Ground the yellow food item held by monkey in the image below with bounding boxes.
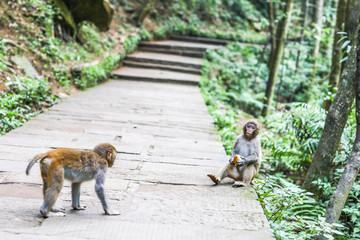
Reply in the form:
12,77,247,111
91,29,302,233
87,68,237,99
232,155,240,165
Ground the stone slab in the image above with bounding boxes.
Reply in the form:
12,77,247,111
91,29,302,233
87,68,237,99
124,60,202,74
127,51,203,67
112,67,200,85
140,40,221,51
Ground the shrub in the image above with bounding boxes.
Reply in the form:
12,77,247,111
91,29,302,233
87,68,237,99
0,77,57,135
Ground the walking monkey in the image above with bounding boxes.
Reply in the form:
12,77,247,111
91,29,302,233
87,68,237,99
208,120,261,187
26,143,119,217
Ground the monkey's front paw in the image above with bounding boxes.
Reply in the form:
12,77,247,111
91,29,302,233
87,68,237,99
104,210,120,216
72,205,86,210
207,174,220,185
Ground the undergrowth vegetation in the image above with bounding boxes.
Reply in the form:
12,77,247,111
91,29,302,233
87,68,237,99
254,176,344,240
74,54,122,89
0,77,57,135
153,0,268,43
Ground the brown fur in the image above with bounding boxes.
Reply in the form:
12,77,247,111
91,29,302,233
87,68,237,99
26,143,118,217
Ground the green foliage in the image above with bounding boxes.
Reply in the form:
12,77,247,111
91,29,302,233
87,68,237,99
34,37,65,62
262,103,326,172
342,181,360,240
123,34,142,53
207,105,239,154
138,28,152,40
77,22,102,54
0,77,57,135
202,43,266,116
76,22,115,55
123,29,153,53
21,0,58,38
74,54,121,89
9,0,66,64
200,59,238,154
262,103,359,239
72,28,147,90
147,0,268,43
254,176,345,240
53,66,71,87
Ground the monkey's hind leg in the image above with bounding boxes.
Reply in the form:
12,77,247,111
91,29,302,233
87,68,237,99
207,174,220,184
40,166,48,199
72,182,86,210
40,165,64,218
207,163,232,185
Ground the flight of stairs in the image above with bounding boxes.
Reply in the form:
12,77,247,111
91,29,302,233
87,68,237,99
111,35,227,85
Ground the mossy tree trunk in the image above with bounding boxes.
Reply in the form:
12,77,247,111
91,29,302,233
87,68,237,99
322,0,348,110
261,0,294,117
302,0,360,196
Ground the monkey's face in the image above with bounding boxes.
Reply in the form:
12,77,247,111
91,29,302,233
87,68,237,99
245,123,256,137
243,121,259,140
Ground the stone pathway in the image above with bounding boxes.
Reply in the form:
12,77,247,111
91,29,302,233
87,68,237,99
0,37,274,239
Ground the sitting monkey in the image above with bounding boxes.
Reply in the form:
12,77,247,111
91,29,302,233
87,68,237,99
208,120,261,187
26,143,119,217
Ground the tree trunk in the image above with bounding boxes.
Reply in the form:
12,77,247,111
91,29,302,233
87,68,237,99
325,120,360,226
268,0,276,68
302,0,360,196
316,18,360,240
323,0,348,110
261,0,294,117
295,0,309,75
306,0,324,102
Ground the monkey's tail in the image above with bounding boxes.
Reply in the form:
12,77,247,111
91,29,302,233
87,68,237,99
26,153,47,175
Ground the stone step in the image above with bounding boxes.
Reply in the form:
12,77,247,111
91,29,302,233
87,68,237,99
137,46,204,58
111,67,200,85
170,35,230,45
123,61,201,75
139,40,220,52
170,35,265,48
125,52,203,70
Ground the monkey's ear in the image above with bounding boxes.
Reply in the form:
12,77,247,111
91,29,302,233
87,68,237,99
107,150,113,161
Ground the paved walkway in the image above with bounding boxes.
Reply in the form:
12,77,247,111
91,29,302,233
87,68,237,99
0,39,274,239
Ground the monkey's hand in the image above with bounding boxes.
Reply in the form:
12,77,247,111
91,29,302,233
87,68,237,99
230,155,243,165
235,161,246,167
104,209,120,216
